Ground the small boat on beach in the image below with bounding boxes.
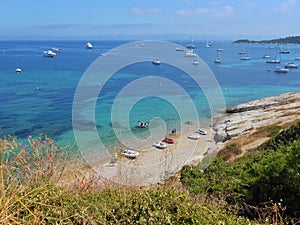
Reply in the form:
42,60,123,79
197,129,208,135
163,137,175,144
188,134,200,140
86,42,93,49
43,50,56,57
152,59,161,65
122,149,139,159
153,142,167,149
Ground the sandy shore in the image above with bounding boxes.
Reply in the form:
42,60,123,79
93,124,217,186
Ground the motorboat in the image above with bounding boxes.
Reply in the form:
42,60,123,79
274,66,289,73
43,50,56,57
152,59,161,65
240,56,251,60
188,134,200,140
192,60,199,65
262,55,271,59
137,121,148,128
197,129,208,135
175,47,184,51
186,43,195,49
15,68,22,73
266,59,280,64
295,57,300,60
217,47,223,51
284,62,298,68
163,137,175,144
153,142,167,149
122,149,139,158
185,50,197,57
213,58,221,63
86,42,93,49
279,49,290,54
51,47,61,53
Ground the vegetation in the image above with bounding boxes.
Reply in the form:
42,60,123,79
233,35,300,44
181,122,300,224
1,122,299,224
0,135,257,224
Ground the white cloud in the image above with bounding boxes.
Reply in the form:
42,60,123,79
273,0,297,12
176,5,234,17
131,7,161,15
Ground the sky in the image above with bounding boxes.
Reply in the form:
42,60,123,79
0,0,299,40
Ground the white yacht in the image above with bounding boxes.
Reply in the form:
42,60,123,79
152,59,161,65
15,68,22,73
274,66,289,73
185,50,197,57
285,62,298,68
86,42,93,49
43,50,56,57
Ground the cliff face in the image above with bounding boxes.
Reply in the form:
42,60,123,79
213,92,300,145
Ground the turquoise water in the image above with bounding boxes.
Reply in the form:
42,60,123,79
1,40,300,150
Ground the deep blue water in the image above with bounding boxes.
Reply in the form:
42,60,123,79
0,40,300,148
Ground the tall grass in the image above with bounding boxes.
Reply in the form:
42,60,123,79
0,135,260,224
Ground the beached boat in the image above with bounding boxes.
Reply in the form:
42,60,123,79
163,137,175,144
153,142,167,149
43,50,56,57
274,66,289,73
15,68,22,73
122,149,139,158
284,62,298,68
188,134,200,140
152,59,161,65
185,50,197,57
86,42,93,49
197,129,208,135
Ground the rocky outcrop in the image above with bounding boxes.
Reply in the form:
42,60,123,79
213,92,300,144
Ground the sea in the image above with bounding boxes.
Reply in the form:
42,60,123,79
1,40,300,152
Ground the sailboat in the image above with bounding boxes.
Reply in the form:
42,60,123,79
15,56,22,73
266,47,280,64
213,51,222,63
262,47,271,59
240,45,251,60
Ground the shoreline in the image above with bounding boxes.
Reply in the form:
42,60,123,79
60,91,300,187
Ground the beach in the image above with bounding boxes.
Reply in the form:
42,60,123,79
71,91,300,187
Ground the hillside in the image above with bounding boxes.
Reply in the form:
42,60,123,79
233,35,300,44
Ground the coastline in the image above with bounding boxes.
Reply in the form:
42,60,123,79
60,91,300,187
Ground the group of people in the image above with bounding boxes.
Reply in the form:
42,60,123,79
138,121,147,128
